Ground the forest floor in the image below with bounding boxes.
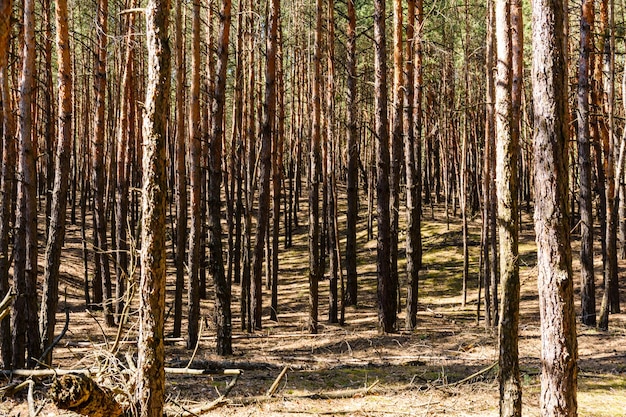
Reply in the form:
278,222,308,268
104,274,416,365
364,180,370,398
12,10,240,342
1,198,626,416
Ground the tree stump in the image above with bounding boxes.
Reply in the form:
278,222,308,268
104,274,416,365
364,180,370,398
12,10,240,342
48,373,125,417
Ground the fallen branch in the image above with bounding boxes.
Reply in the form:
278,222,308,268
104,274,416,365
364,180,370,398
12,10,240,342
179,369,241,416
235,379,381,405
165,368,241,376
296,380,380,399
266,365,289,397
0,369,91,378
446,361,497,387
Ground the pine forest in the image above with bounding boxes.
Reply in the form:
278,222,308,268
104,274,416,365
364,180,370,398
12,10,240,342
0,0,624,415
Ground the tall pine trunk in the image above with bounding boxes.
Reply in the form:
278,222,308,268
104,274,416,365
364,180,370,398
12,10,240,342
93,0,114,327
374,0,394,333
532,0,579,410
39,0,73,365
495,0,521,413
172,0,187,339
187,0,202,349
136,0,170,414
13,0,42,368
344,0,358,307
251,0,278,331
578,0,596,326
0,0,14,369
309,0,322,334
207,0,233,355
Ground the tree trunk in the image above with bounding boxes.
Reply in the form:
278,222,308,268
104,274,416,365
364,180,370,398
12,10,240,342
326,0,338,324
12,0,42,368
309,0,322,334
136,0,170,414
344,0,358,307
251,0,278,331
207,0,233,356
483,0,495,328
532,0,579,411
93,0,113,327
578,0,596,326
39,0,73,366
271,11,284,322
114,5,135,326
389,0,402,317
374,0,394,333
172,0,187,339
0,0,14,369
495,0,521,413
404,0,421,331
187,0,202,349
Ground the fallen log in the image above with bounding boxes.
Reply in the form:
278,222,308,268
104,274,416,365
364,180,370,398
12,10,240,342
48,373,126,417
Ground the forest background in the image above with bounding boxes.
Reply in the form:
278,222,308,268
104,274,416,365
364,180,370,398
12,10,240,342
0,0,625,415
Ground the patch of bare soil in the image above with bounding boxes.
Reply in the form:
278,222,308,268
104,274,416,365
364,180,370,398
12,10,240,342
1,204,626,417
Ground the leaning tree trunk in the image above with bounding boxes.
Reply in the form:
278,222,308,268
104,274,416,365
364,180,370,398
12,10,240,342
532,0,579,412
39,0,73,366
136,0,170,414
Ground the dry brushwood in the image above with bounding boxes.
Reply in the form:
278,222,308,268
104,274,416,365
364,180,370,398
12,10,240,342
48,373,126,417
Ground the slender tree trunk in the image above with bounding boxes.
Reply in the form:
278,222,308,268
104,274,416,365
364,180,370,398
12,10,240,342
39,0,73,365
172,0,187,339
271,12,284,322
483,0,496,328
345,0,358,307
12,0,42,368
251,0,278,331
43,0,55,233
460,0,470,308
187,0,202,349
230,0,244,287
0,0,14,369
532,0,579,410
374,0,394,333
309,0,323,334
404,0,421,330
93,0,114,327
389,0,403,317
207,0,233,355
578,0,596,326
326,0,338,324
241,0,256,332
495,0,521,413
136,0,170,414
114,5,135,326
